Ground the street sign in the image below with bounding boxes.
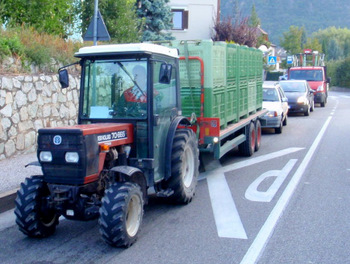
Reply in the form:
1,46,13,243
268,56,277,65
287,56,293,64
83,10,111,42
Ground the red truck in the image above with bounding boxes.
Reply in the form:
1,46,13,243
288,50,331,107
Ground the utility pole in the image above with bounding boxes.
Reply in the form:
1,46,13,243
93,0,98,46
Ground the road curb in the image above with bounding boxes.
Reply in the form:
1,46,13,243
0,189,18,214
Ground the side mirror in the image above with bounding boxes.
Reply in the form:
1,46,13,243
327,77,331,83
159,63,172,84
58,69,69,88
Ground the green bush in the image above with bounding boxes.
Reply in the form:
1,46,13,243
327,58,350,88
0,27,82,72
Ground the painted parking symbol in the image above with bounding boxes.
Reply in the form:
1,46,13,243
245,159,297,202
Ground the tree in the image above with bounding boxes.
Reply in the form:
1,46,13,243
280,26,304,54
80,0,141,43
303,38,322,53
327,39,343,61
136,0,174,41
249,4,260,27
0,0,78,37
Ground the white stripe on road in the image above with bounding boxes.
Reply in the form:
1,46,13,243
205,148,304,239
240,115,333,264
199,147,305,181
207,173,247,239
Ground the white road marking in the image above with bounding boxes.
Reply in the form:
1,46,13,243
240,115,333,264
199,147,304,181
245,159,297,202
204,148,304,240
207,173,247,239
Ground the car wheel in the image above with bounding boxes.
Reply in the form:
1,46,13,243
275,120,283,134
304,106,310,116
283,114,287,126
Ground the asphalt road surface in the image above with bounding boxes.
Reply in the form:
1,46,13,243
0,88,349,264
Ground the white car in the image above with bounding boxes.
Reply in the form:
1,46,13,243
261,82,289,134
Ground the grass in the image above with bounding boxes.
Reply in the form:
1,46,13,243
0,27,83,73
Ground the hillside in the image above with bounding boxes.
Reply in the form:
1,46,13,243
221,0,350,44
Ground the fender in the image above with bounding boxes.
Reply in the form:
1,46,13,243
164,116,191,181
110,165,148,202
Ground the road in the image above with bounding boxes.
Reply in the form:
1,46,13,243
0,88,349,264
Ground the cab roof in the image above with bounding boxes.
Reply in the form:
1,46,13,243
75,43,179,58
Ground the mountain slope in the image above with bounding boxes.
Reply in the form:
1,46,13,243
221,0,350,44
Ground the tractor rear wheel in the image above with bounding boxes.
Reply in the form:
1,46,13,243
99,182,144,247
167,129,199,204
14,176,59,238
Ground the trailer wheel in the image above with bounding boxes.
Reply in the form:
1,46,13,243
167,129,199,204
255,120,261,152
99,182,144,247
14,176,59,238
239,122,255,156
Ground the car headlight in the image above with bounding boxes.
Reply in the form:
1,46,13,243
267,111,277,117
65,152,79,163
297,97,307,104
39,151,52,162
317,85,324,91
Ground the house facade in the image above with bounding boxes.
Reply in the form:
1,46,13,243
168,0,219,40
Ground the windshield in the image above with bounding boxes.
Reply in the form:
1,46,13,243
289,69,323,81
280,82,306,92
82,59,148,119
263,88,279,101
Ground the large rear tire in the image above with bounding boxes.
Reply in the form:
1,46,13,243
239,122,256,156
99,182,144,247
14,176,59,238
167,129,199,204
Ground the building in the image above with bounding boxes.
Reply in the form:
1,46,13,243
168,0,219,40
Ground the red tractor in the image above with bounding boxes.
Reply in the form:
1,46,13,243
15,43,199,247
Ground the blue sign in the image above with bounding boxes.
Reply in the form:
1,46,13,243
268,56,277,65
287,56,293,64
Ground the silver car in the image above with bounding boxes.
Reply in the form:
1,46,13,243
261,82,289,134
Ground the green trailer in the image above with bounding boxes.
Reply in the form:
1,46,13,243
163,40,266,159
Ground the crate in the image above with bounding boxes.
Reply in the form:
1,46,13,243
170,40,227,89
161,40,263,127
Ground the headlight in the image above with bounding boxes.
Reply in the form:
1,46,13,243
65,152,79,163
266,111,277,117
317,85,324,91
39,151,52,162
297,97,307,104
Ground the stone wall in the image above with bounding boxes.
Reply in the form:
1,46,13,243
0,74,80,160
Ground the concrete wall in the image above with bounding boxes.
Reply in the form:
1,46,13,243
0,74,80,160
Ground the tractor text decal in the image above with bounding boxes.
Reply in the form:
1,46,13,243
97,130,127,142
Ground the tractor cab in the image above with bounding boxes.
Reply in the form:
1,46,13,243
60,43,181,183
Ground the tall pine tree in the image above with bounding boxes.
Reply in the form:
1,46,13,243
136,0,174,41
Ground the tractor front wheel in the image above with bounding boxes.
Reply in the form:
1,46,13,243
14,176,59,238
99,182,144,247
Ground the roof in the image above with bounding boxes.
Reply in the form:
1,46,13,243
290,66,324,70
75,43,179,58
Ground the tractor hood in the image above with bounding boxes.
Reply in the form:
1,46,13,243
37,123,134,185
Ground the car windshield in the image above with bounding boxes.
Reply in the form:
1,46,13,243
289,69,323,81
280,82,306,92
263,88,279,101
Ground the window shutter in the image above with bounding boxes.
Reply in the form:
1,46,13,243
183,11,189,29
